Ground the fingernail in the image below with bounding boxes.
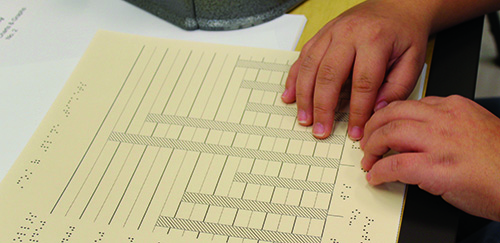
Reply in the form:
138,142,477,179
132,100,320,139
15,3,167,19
313,123,325,137
281,89,288,99
374,101,388,111
298,110,307,124
366,171,372,182
349,126,363,141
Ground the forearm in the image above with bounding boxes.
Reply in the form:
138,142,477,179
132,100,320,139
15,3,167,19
369,0,500,35
428,0,500,33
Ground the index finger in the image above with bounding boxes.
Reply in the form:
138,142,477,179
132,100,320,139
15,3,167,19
366,153,433,186
295,35,336,126
282,21,338,104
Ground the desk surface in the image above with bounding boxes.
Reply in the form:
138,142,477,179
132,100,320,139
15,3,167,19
291,1,484,242
290,0,364,51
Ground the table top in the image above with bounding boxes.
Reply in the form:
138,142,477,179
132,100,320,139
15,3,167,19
290,1,484,242
290,0,364,51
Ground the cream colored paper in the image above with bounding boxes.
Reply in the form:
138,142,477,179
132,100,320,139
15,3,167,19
0,30,406,242
0,0,307,179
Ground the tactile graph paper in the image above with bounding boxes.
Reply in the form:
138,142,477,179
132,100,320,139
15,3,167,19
0,31,408,242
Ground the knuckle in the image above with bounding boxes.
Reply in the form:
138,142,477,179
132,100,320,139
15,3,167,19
341,17,385,42
383,82,415,100
300,54,321,73
447,94,463,102
316,64,337,85
366,25,387,42
313,104,332,116
415,154,453,196
363,18,396,41
389,157,403,173
353,75,378,93
333,17,357,33
444,95,467,108
430,150,457,167
295,90,310,101
349,105,371,121
440,100,462,120
348,108,363,120
382,121,400,137
337,21,356,37
336,15,391,44
376,121,407,142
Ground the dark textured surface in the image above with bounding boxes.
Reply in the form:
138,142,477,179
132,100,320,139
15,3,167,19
124,0,305,30
126,0,198,30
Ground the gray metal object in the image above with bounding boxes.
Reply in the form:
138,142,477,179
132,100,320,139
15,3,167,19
124,0,305,30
